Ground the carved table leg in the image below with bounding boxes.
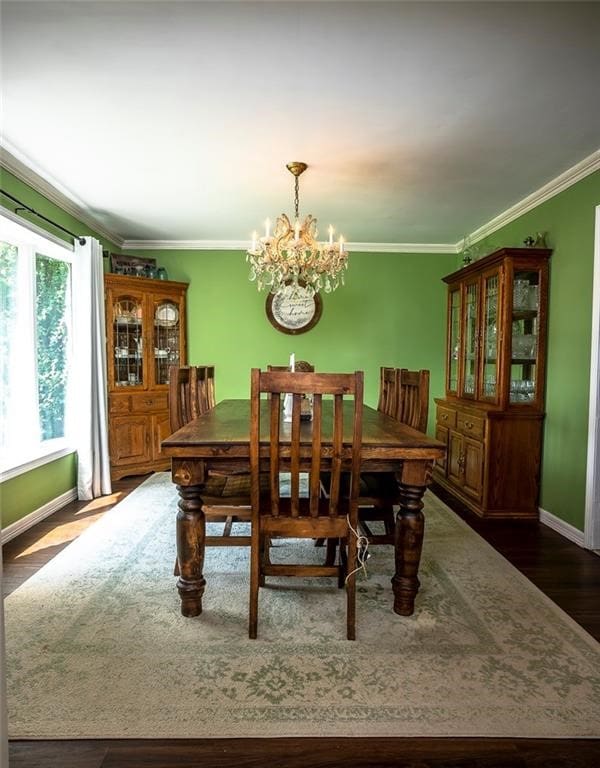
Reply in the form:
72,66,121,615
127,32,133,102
391,460,432,616
176,484,206,617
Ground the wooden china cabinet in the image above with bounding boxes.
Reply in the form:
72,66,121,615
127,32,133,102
433,247,551,518
104,273,188,480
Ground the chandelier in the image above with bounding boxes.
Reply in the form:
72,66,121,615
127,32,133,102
246,162,348,296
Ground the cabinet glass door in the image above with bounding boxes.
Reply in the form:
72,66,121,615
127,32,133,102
461,280,479,398
480,271,500,401
113,295,143,387
153,298,181,385
447,288,461,394
509,269,539,404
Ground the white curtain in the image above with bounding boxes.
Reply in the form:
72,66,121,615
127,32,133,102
73,237,111,499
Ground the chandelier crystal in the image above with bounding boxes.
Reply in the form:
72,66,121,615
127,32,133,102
246,162,348,296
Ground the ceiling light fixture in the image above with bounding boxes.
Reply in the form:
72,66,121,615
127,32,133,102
246,162,348,296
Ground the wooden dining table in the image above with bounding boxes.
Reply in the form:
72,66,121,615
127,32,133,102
161,398,446,619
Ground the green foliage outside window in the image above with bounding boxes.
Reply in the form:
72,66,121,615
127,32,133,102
35,254,70,440
0,241,18,448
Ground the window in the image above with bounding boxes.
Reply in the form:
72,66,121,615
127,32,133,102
0,213,74,475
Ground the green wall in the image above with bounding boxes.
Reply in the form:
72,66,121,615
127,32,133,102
128,248,451,413
474,171,600,529
0,454,77,529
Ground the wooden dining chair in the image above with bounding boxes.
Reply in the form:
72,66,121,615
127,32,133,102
358,367,431,546
168,365,257,554
249,368,364,640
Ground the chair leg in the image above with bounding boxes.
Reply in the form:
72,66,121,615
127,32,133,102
249,533,260,640
346,535,357,641
325,538,338,567
223,515,234,537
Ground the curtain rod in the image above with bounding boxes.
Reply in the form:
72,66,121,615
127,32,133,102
0,189,87,245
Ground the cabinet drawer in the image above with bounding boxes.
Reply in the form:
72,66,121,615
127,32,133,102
131,393,168,413
436,406,456,428
109,395,131,415
456,413,485,439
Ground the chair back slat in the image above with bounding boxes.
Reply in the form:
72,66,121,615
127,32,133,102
377,366,399,418
309,394,323,517
397,369,430,433
290,393,302,517
269,392,281,516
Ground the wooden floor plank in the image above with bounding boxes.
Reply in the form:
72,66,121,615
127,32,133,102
4,474,600,767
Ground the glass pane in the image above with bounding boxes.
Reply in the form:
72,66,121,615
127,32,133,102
510,269,539,404
481,274,499,399
448,289,460,392
0,241,19,452
35,254,71,440
114,296,143,387
153,299,180,385
462,282,478,396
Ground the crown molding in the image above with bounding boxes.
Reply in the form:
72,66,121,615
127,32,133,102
121,239,459,254
0,142,124,248
468,148,600,246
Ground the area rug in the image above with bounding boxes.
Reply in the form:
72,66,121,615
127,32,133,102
4,472,600,739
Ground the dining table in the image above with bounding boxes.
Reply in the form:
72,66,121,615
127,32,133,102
161,398,446,619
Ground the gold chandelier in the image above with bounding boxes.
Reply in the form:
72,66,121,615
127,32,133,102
246,162,348,296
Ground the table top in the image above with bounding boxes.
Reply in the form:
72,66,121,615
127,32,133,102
162,399,445,463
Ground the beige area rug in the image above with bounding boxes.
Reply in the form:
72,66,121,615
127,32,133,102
4,472,600,739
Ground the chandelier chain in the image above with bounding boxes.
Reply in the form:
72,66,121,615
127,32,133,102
294,176,300,220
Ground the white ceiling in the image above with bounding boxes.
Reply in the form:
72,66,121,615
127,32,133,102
1,1,599,247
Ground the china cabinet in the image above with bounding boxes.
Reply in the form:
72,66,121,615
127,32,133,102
104,273,188,480
433,247,551,518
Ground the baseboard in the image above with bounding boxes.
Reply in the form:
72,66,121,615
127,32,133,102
539,507,586,548
1,487,78,545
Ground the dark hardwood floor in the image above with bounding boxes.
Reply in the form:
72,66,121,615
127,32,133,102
3,475,600,767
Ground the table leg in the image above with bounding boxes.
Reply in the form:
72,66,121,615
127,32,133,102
391,460,432,616
176,484,206,617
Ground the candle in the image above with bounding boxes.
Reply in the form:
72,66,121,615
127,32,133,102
290,353,295,372
251,231,257,251
265,218,271,239
328,225,334,245
295,220,300,241
339,235,344,254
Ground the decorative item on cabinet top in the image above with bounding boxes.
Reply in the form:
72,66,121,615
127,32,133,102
110,254,170,279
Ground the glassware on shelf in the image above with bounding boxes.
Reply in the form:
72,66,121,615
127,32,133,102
512,334,537,359
513,279,530,310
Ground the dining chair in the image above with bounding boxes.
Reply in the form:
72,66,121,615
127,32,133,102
168,365,258,555
249,368,364,640
358,367,431,546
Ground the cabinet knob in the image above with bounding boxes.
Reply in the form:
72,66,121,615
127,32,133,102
464,420,473,429
441,413,448,421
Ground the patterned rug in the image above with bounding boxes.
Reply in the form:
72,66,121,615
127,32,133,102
4,472,600,738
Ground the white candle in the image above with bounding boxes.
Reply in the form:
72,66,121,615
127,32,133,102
265,218,271,238
251,230,257,251
328,225,334,245
339,235,344,254
295,220,300,240
290,353,295,372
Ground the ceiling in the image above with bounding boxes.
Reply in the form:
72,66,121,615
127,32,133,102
1,1,599,248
